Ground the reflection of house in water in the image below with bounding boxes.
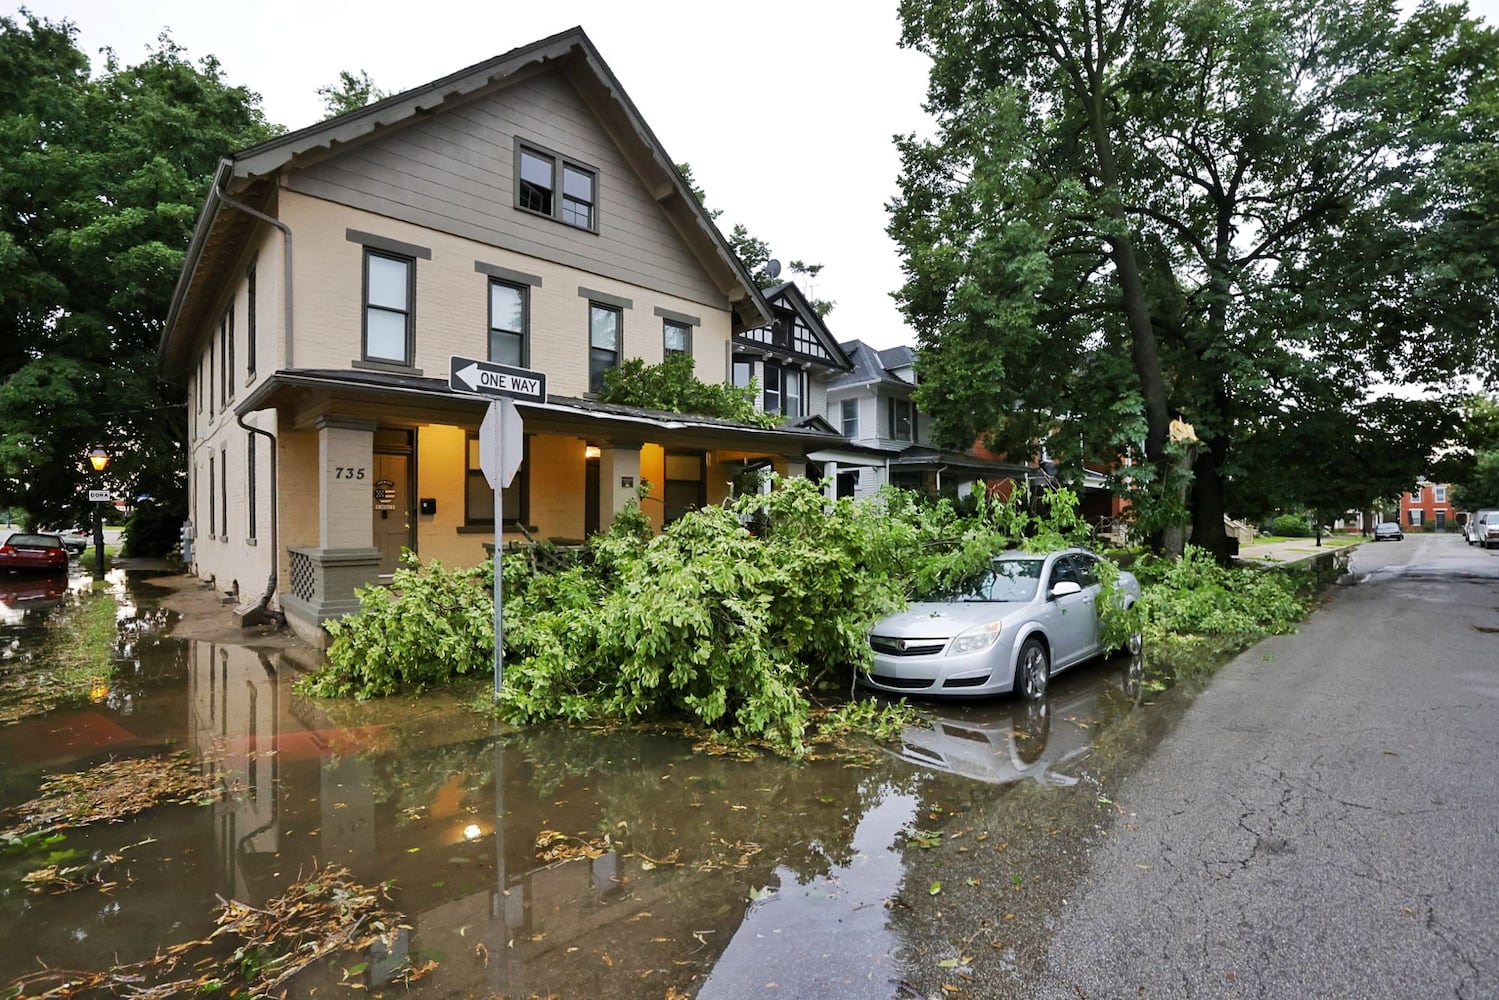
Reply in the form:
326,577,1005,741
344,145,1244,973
182,641,938,996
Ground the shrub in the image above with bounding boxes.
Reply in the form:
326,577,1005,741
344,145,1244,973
1270,513,1311,537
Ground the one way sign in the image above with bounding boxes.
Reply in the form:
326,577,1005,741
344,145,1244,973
448,355,548,404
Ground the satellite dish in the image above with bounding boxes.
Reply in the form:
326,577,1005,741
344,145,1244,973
765,258,781,280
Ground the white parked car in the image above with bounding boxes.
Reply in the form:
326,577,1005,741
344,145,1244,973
1478,511,1499,550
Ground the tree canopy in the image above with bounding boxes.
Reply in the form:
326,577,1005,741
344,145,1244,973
891,0,1499,559
0,13,277,530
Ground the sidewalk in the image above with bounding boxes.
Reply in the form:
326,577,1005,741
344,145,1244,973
1235,535,1364,565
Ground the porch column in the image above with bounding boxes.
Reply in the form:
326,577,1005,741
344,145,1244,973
281,415,382,647
598,442,642,531
823,460,839,501
319,416,378,548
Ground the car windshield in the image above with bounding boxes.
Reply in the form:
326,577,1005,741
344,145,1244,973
954,557,1044,603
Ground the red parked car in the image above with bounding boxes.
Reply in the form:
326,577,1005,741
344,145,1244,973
0,532,69,574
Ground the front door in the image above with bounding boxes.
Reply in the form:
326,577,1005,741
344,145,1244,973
372,450,413,575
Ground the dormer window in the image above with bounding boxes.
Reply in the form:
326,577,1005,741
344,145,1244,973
516,140,598,232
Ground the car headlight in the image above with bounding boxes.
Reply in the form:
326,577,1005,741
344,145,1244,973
948,621,1002,655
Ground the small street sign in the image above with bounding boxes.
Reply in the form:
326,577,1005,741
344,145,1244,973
88,490,110,502
449,355,547,404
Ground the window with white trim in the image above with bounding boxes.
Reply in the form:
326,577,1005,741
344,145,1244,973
841,398,858,438
889,398,914,441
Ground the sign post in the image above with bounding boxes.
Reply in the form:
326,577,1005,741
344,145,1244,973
449,356,547,698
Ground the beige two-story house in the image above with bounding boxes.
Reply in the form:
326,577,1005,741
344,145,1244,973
158,27,844,645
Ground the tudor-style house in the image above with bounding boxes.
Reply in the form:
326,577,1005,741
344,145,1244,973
822,339,1030,499
159,27,846,645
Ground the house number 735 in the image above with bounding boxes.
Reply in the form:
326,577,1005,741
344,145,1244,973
335,467,367,480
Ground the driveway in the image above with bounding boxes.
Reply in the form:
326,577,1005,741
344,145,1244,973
1028,533,1499,998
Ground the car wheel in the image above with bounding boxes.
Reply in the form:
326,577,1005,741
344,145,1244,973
1016,637,1050,701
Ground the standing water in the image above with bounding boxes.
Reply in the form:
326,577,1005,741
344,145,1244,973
1,571,1164,998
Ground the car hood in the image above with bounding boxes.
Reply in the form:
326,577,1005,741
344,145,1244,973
871,601,1030,638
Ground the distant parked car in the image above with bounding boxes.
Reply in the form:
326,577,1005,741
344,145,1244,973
1373,522,1403,541
860,548,1141,701
1468,508,1499,546
0,531,68,574
55,527,89,556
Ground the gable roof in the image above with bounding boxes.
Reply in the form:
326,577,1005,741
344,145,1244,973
829,339,918,390
160,26,772,378
733,281,853,372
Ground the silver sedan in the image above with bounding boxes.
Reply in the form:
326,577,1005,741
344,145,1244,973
860,548,1141,700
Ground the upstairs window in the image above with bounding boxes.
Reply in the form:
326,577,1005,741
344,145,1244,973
221,307,234,403
517,141,598,232
732,358,753,389
762,362,803,419
589,303,621,393
363,250,414,365
1409,487,1422,504
889,398,914,441
489,281,527,367
663,319,692,357
246,263,257,377
841,398,858,437
1434,485,1447,502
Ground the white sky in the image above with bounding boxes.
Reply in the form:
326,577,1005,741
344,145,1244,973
31,0,935,350
23,0,1499,354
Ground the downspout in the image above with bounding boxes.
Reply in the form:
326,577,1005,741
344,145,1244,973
236,411,279,614
220,185,293,614
217,188,295,366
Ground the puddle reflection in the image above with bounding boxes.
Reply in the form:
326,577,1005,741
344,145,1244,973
1,581,1161,997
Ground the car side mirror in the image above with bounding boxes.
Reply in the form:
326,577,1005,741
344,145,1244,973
1050,581,1082,599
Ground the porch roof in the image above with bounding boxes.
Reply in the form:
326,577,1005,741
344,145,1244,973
888,445,1034,480
235,368,849,453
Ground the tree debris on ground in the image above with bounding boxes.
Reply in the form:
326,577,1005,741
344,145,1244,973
0,753,222,838
4,864,430,997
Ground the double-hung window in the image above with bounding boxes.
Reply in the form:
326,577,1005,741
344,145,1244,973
489,280,527,367
246,434,257,542
221,307,234,403
840,399,858,438
589,303,621,393
517,141,598,232
246,263,257,378
663,319,691,357
466,433,527,526
890,398,914,441
363,250,414,365
761,362,803,418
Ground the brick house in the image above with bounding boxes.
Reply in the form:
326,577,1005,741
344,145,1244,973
1397,480,1454,531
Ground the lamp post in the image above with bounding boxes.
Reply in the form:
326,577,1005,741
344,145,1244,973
88,448,109,581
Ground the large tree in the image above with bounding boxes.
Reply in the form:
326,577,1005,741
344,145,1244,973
891,0,1499,559
0,14,276,532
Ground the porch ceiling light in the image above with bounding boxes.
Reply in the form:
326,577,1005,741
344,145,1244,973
585,445,602,459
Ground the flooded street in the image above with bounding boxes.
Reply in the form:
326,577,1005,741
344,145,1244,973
1,571,1206,999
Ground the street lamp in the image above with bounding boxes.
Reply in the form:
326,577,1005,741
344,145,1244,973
88,447,109,581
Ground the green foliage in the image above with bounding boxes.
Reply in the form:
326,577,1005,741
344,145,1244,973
892,0,1499,559
0,14,276,530
599,354,776,427
1131,547,1308,640
300,553,494,699
1270,514,1312,538
317,69,387,119
120,497,183,557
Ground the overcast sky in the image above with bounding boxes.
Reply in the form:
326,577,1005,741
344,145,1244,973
22,0,1499,353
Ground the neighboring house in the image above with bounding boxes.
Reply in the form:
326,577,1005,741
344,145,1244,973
158,28,846,645
1398,480,1453,531
821,339,1030,499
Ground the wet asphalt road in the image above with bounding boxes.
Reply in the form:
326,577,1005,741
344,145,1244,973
1030,534,1499,999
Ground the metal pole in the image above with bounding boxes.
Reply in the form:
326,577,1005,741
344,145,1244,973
92,498,105,581
492,401,504,698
